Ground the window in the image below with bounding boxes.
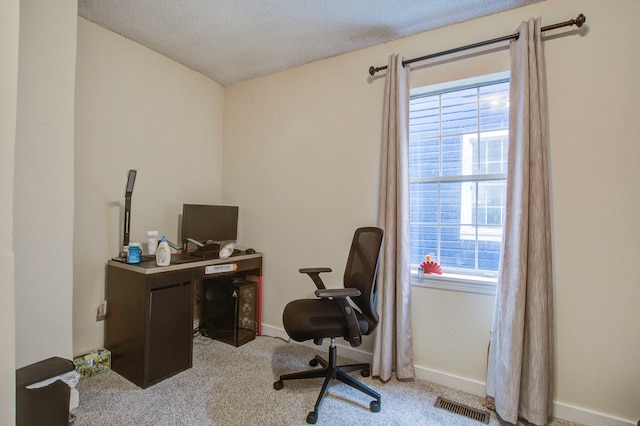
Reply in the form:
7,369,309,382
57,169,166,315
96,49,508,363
409,73,509,293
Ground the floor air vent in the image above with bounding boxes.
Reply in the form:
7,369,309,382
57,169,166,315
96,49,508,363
434,397,490,424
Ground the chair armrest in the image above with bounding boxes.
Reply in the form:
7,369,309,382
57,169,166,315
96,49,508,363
300,268,363,346
299,267,332,290
299,267,332,274
314,287,363,347
314,288,361,298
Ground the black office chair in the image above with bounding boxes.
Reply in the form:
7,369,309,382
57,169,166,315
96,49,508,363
273,227,384,424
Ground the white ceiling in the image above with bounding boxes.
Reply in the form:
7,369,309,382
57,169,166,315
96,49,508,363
78,0,543,86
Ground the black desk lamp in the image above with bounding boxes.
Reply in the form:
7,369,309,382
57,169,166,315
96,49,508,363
120,170,136,258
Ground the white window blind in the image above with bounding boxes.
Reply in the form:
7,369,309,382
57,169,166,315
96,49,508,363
409,73,509,293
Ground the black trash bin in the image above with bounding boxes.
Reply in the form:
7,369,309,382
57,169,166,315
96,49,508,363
16,356,75,426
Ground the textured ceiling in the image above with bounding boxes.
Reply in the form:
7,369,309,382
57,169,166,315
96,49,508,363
78,0,543,86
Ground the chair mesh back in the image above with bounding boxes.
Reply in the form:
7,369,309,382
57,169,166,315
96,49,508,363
343,227,383,333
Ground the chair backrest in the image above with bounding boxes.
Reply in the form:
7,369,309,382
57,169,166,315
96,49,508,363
343,227,384,334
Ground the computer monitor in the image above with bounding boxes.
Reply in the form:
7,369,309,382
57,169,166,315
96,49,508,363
181,204,238,246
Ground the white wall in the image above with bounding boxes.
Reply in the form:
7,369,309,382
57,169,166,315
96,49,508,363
0,0,19,422
14,0,78,368
73,18,226,354
224,0,640,424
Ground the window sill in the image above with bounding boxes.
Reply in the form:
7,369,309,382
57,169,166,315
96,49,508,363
410,271,496,296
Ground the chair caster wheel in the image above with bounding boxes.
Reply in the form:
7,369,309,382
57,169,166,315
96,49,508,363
309,358,319,367
361,367,370,377
306,411,318,424
273,380,284,390
370,400,381,412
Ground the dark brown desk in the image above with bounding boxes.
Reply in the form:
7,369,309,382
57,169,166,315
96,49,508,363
105,252,262,388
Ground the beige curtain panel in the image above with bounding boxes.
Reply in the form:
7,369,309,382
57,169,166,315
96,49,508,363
486,17,554,426
372,54,415,382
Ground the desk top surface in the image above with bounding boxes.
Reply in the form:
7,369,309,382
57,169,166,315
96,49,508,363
107,252,262,275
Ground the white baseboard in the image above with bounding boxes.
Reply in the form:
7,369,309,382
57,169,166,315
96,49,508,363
261,323,636,426
260,324,289,341
413,363,487,396
553,401,636,426
410,366,636,426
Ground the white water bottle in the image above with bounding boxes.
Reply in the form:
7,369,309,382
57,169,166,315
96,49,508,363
156,235,171,266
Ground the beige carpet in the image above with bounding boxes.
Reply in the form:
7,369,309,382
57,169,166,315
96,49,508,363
72,335,583,426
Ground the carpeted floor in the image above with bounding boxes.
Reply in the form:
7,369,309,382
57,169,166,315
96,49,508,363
72,335,583,426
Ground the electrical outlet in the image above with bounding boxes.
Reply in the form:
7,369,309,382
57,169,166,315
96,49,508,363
96,300,107,321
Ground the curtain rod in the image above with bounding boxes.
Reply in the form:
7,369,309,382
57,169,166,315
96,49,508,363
368,13,586,76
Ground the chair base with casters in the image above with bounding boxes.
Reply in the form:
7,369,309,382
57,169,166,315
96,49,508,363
273,338,381,425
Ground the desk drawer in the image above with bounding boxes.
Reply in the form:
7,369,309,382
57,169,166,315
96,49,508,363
149,269,192,290
193,256,262,280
